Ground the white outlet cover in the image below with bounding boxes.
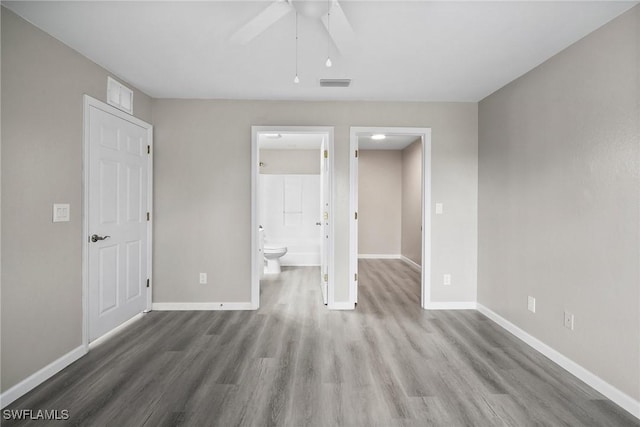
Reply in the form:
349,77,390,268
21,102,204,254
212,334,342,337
199,273,207,284
443,274,451,285
53,203,70,222
527,296,536,313
435,203,444,215
564,311,574,330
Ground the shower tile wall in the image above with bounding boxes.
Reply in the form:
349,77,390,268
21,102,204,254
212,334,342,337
260,174,321,266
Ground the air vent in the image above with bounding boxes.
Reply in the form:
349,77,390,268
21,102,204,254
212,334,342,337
107,76,133,114
319,79,351,88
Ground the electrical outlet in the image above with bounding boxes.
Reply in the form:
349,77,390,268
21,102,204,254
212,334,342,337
443,274,451,286
435,203,444,215
527,296,536,313
199,273,207,284
564,311,574,330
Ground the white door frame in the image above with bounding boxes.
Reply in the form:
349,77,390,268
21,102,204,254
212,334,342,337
82,95,153,349
349,127,432,308
251,126,335,309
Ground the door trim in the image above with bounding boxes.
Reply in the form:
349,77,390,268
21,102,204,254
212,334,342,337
251,126,335,309
349,127,432,308
82,95,153,349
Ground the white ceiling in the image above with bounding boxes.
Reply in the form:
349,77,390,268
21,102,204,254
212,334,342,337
259,133,325,149
358,134,419,150
259,132,416,150
4,1,637,102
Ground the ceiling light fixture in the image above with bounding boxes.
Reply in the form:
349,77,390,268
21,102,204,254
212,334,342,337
371,134,386,140
325,0,332,68
294,12,300,84
263,133,282,139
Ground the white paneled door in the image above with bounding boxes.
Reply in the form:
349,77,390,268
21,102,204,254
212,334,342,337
87,99,151,342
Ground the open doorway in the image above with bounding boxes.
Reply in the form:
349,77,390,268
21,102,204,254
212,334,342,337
251,127,334,308
350,127,431,308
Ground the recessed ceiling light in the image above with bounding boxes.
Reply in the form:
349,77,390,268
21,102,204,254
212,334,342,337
371,134,386,140
263,133,282,139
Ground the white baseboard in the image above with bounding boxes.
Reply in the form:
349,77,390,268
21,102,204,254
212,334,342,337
477,304,640,420
424,301,477,310
152,302,255,311
0,345,86,409
401,255,422,272
328,301,355,310
89,313,144,349
358,254,402,259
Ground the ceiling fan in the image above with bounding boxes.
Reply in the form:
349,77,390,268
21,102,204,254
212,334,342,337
230,0,357,55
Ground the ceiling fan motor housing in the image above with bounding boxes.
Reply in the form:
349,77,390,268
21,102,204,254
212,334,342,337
290,0,332,19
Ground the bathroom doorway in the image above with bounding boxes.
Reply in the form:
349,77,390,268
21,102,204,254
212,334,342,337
349,127,432,308
251,127,334,308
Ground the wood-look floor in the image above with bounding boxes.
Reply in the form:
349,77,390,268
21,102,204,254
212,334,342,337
4,259,638,426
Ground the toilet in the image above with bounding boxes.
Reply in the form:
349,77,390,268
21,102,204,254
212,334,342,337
259,226,287,275
263,244,288,275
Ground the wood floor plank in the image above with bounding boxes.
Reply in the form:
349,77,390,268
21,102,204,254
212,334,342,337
3,260,638,426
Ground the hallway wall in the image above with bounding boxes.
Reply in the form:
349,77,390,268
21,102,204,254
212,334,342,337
401,140,423,266
358,150,402,257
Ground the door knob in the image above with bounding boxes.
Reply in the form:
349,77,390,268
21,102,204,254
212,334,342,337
91,234,111,243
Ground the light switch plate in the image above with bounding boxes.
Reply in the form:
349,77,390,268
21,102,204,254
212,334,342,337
53,203,70,222
435,203,443,215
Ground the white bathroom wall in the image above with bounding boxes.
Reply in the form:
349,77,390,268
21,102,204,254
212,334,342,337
259,150,320,175
259,174,322,266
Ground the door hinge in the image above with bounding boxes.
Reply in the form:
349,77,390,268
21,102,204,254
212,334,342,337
355,150,358,158
146,278,150,288
147,145,151,154
324,273,328,282
146,212,150,221
324,150,328,159
354,273,358,281
354,212,358,220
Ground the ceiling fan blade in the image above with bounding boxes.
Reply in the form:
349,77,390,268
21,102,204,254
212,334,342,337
321,0,357,56
230,1,293,45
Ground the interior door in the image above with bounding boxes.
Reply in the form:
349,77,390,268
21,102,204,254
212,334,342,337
353,142,359,304
88,103,150,341
320,138,329,305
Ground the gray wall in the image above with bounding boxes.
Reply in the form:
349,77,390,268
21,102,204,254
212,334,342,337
151,100,478,304
358,150,402,256
401,140,422,265
1,8,152,392
478,5,639,401
259,149,320,175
